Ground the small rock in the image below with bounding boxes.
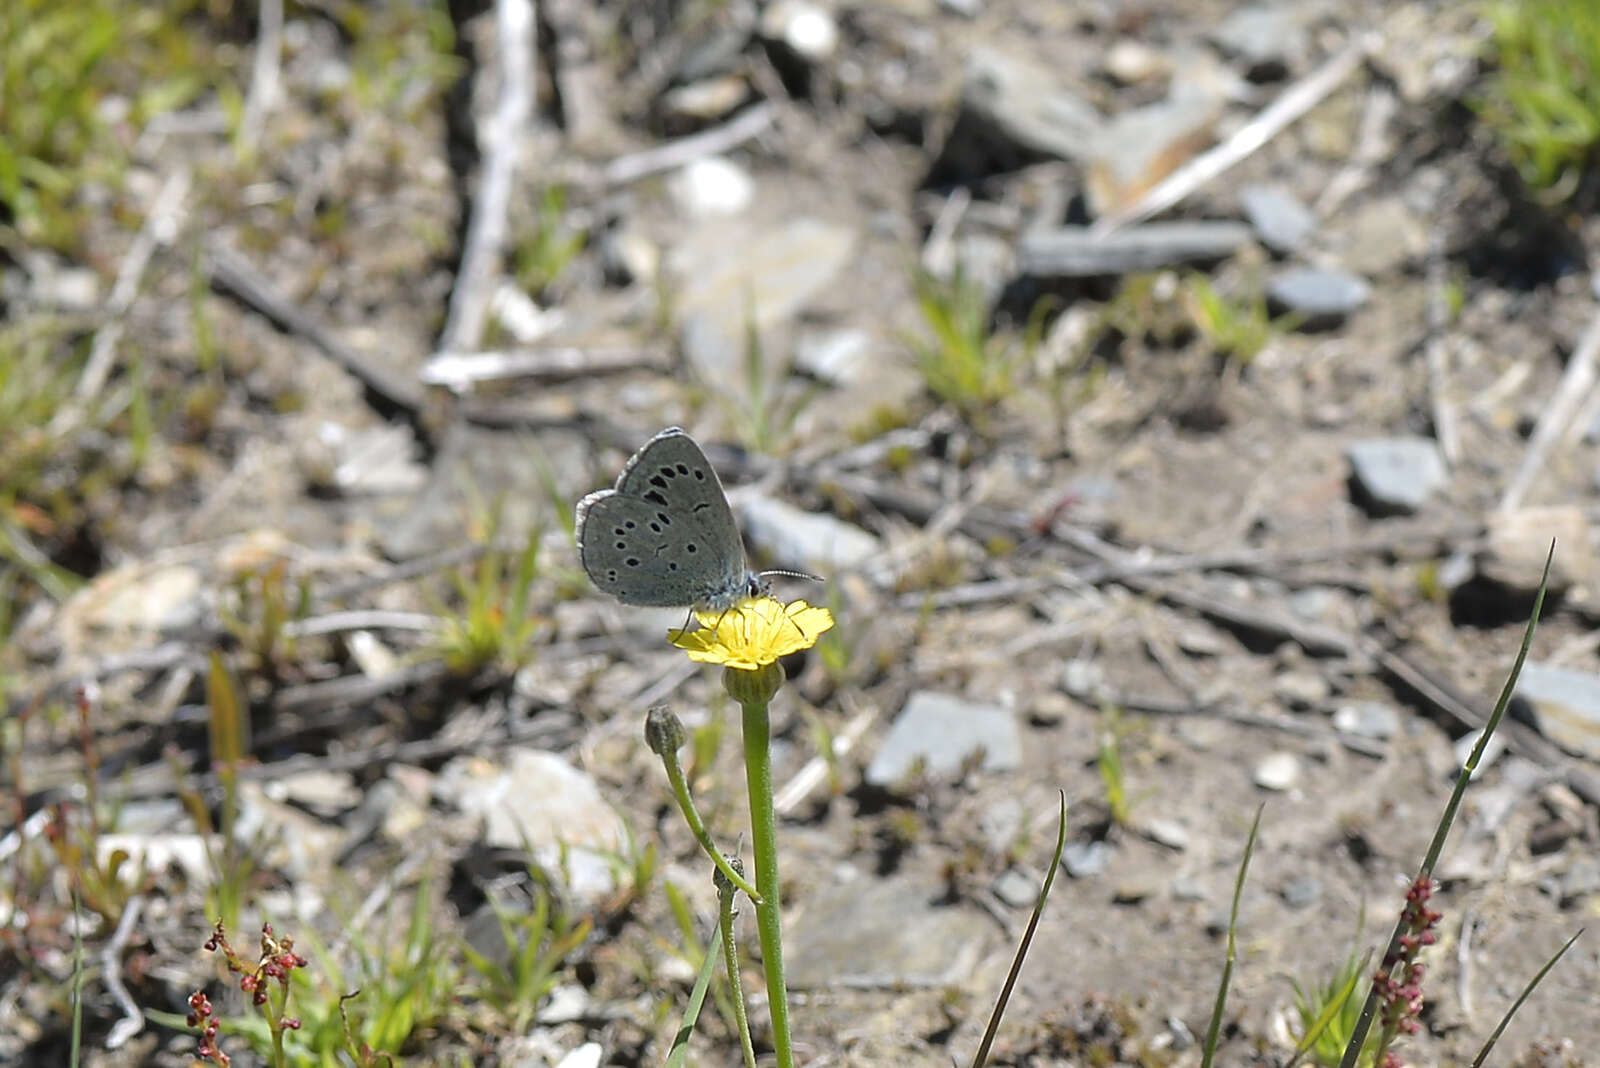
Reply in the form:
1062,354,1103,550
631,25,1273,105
1560,857,1600,904
1345,437,1447,516
1028,691,1074,727
954,47,1105,166
263,769,361,818
299,422,427,497
1528,816,1581,855
1019,222,1253,277
1453,728,1507,778
865,692,1023,791
1253,751,1301,791
659,75,750,123
1210,4,1308,81
1112,875,1160,904
1511,661,1600,761
736,495,881,573
1061,658,1108,701
1280,875,1323,909
1274,671,1330,709
1336,196,1427,276
1175,625,1226,657
1061,839,1113,878
1171,875,1208,902
1239,184,1316,254
786,872,989,987
794,327,874,386
760,0,838,63
1333,701,1401,741
1479,506,1595,595
993,868,1039,908
554,1043,603,1068
1287,586,1342,623
1268,267,1371,327
599,227,659,286
1103,39,1172,86
937,0,982,17
1139,818,1190,851
669,217,857,337
667,156,755,217
435,749,627,907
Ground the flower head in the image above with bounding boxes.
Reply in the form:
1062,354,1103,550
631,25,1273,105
669,598,834,670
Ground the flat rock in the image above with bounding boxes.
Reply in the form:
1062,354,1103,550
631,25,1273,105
1238,184,1316,254
1345,437,1447,516
1511,662,1600,761
1209,4,1309,80
1333,701,1401,740
954,47,1104,166
794,327,874,385
435,749,627,906
1479,506,1595,595
1019,222,1252,277
786,872,989,988
865,691,1023,791
667,156,755,217
736,494,881,573
1086,93,1221,218
1268,267,1371,326
1061,839,1113,878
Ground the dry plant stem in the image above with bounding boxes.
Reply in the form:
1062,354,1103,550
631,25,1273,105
1498,305,1600,511
439,0,536,352
103,895,146,1049
742,697,795,1068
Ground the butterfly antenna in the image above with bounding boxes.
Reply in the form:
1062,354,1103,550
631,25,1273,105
760,568,824,584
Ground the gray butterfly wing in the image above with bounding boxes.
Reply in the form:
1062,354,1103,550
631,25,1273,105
575,428,750,608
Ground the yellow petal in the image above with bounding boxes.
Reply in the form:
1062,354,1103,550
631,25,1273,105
667,598,834,669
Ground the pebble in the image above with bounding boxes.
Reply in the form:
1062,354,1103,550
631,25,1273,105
1267,267,1372,326
1019,221,1252,277
1171,875,1208,902
1279,875,1323,909
1273,671,1330,709
1253,751,1301,791
1139,818,1190,851
1238,184,1316,254
1060,839,1113,878
1209,4,1307,80
864,691,1023,791
659,75,750,123
1511,661,1600,761
1345,437,1447,516
760,0,839,63
1112,876,1160,904
1332,701,1401,741
958,47,1104,164
1560,857,1600,905
794,327,874,385
993,868,1040,908
1061,658,1109,702
1102,39,1172,86
667,156,755,217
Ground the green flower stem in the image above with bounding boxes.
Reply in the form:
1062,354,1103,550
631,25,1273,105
659,747,764,903
718,871,759,1068
741,697,794,1068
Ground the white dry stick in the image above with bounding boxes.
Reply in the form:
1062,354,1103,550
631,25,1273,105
1090,31,1379,235
775,703,878,815
55,169,191,429
598,101,777,187
921,184,971,277
1425,230,1461,466
1313,82,1398,217
103,895,146,1048
1498,306,1600,512
238,0,284,155
438,0,537,353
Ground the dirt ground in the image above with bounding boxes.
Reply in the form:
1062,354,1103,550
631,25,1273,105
3,0,1599,1065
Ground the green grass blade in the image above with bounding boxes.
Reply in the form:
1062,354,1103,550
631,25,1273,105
971,791,1069,1068
664,918,725,1068
1471,928,1584,1068
1200,804,1263,1068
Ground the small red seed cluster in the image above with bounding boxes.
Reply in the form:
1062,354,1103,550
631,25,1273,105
186,991,227,1066
187,920,311,1063
1373,874,1443,1066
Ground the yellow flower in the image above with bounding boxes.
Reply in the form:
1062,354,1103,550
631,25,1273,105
668,598,835,670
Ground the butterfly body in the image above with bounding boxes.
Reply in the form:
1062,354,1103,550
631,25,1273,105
575,427,768,613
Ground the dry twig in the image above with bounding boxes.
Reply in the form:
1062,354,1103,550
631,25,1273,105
1498,305,1600,512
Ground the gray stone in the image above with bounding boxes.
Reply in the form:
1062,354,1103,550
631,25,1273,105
668,216,856,341
1239,184,1316,254
659,76,749,124
1061,658,1108,701
1454,728,1507,779
1171,875,1208,902
1112,876,1160,904
1019,222,1252,277
1268,267,1371,326
786,872,989,988
959,48,1105,164
1061,839,1112,878
1274,670,1330,709
1253,751,1301,791
1345,437,1447,516
1139,818,1190,851
993,868,1039,908
1103,39,1172,86
298,422,427,497
1337,196,1427,276
1288,586,1342,623
794,327,874,386
435,748,627,906
1280,875,1322,909
865,691,1022,790
1561,857,1600,904
736,494,881,573
1333,701,1401,740
1511,662,1600,761
759,0,838,63
1210,4,1308,79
